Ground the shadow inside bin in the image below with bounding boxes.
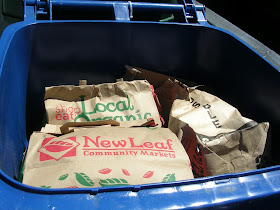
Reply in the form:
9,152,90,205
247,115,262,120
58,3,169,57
1,21,277,181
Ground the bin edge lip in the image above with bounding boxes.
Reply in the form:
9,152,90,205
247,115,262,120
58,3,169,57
1,165,280,195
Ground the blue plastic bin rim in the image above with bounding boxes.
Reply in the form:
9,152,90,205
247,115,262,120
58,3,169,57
1,163,280,195
0,20,279,205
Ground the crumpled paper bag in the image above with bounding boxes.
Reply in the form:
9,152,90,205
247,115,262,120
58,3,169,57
169,88,269,176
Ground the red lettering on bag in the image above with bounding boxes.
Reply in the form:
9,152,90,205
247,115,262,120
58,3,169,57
154,142,168,149
83,136,100,147
82,136,174,154
111,140,126,147
56,114,62,120
166,139,173,150
143,142,153,148
100,140,111,148
129,137,143,148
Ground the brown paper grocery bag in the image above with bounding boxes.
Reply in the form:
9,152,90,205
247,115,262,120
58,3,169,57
22,127,193,189
124,66,193,125
154,79,190,125
203,122,269,175
124,65,197,88
44,80,161,126
169,88,269,176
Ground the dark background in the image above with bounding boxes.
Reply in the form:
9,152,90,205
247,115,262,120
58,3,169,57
198,0,280,55
1,0,280,55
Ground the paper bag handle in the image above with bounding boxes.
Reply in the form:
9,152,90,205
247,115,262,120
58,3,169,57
60,119,120,134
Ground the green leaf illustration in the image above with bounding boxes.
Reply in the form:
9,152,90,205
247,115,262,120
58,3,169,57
99,178,129,187
162,173,176,182
146,127,158,130
58,173,69,181
40,185,51,189
75,172,94,187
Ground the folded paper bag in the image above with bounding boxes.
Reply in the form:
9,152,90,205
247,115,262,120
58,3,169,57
23,126,193,188
123,66,191,125
124,65,197,88
44,80,161,127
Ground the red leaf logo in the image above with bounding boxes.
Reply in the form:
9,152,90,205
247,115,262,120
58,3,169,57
143,171,154,178
122,169,130,176
38,137,79,161
66,186,78,188
44,141,74,152
98,168,112,174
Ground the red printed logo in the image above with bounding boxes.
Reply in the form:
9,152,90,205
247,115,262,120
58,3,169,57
38,137,80,161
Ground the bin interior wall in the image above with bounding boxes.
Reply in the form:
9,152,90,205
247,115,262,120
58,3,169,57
0,26,34,178
1,22,279,180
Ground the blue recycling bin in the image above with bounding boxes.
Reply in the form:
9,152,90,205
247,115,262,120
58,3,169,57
0,0,280,209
